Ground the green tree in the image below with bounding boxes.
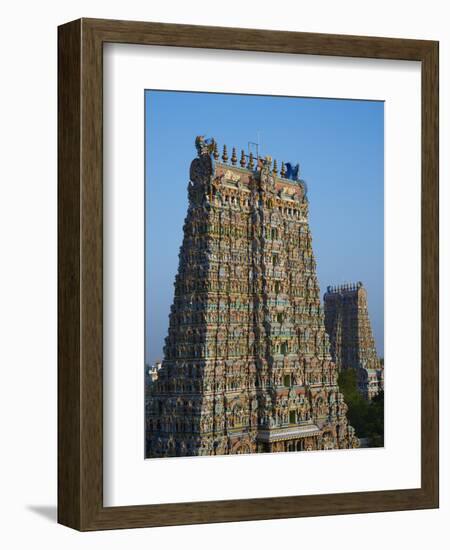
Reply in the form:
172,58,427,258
365,391,384,447
337,370,384,447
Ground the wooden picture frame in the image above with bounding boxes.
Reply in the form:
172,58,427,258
58,18,439,531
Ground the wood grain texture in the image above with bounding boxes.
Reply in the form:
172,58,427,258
58,18,439,531
420,41,439,506
58,19,82,530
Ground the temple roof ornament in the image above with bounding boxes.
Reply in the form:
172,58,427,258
197,138,302,186
248,151,255,170
213,140,219,160
285,162,300,181
222,144,228,163
325,282,364,294
195,135,215,157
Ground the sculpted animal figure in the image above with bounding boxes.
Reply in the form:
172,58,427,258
195,135,215,156
285,162,300,181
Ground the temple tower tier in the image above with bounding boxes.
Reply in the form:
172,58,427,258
146,137,359,457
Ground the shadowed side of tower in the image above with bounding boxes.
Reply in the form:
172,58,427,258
146,137,359,458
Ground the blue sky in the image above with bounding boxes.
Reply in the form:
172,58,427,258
145,90,384,364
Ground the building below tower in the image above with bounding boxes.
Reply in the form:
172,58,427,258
323,282,383,400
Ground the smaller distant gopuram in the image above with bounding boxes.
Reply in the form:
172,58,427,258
323,282,383,400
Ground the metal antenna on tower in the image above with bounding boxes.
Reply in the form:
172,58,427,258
248,131,262,160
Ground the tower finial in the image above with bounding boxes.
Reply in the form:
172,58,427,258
222,144,228,163
231,147,237,165
240,149,246,167
280,161,286,177
213,141,219,160
273,159,278,175
248,152,255,170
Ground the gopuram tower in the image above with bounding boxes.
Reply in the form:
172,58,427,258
146,137,359,458
323,283,384,400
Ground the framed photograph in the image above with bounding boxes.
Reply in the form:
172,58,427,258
58,18,439,530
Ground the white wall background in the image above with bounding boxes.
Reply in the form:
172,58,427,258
0,0,448,547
